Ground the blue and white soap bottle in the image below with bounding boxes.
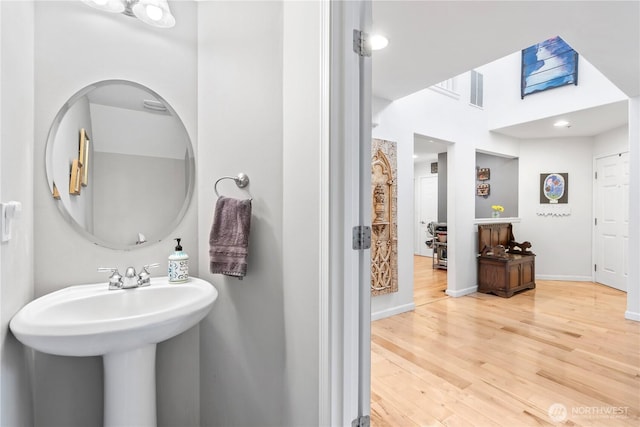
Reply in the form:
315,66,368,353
168,238,189,283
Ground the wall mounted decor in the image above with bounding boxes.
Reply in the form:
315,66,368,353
477,183,490,197
540,172,569,204
431,162,438,174
536,205,571,216
52,183,60,200
69,159,81,195
521,36,578,98
79,128,90,187
371,139,398,296
477,167,490,181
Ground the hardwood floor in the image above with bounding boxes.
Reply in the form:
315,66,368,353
371,259,640,426
413,255,448,306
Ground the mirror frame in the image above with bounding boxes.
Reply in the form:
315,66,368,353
45,79,195,250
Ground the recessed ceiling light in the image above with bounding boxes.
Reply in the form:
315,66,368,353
370,34,389,51
553,120,571,128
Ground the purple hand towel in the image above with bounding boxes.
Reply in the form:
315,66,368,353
209,196,252,278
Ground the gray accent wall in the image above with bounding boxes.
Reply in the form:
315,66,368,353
475,152,519,218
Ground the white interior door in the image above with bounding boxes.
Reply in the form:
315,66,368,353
414,175,438,256
595,153,629,291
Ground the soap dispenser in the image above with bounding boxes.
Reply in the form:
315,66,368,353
168,238,189,283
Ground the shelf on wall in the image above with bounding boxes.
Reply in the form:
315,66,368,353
474,217,521,225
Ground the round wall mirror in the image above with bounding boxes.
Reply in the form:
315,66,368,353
45,80,195,250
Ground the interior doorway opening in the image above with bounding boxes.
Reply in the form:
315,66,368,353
413,134,450,304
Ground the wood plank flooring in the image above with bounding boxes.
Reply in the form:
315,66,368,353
413,255,448,306
371,257,640,426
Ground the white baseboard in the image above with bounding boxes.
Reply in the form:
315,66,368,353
445,285,477,298
371,302,415,321
536,275,593,282
625,311,640,322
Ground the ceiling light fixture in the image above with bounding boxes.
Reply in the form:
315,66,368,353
553,119,571,128
369,34,389,51
83,0,175,28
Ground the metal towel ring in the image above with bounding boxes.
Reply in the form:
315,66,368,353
214,173,252,200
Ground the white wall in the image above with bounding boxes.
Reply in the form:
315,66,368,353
0,2,35,426
481,51,628,131
593,124,629,157
32,2,199,425
197,2,287,426
518,137,594,280
197,2,326,424
93,153,185,246
281,1,326,423
91,103,189,159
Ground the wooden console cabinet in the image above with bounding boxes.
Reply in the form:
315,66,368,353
477,223,535,298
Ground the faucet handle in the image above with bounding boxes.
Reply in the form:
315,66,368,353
137,263,160,287
98,267,123,290
142,263,160,272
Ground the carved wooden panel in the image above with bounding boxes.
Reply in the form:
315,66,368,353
371,139,397,296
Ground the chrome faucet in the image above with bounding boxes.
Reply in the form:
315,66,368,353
98,263,160,290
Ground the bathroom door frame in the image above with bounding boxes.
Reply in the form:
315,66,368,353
325,0,372,425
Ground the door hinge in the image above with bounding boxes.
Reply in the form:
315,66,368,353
352,415,371,427
352,225,372,250
595,217,598,226
594,264,597,272
353,29,371,57
595,171,598,179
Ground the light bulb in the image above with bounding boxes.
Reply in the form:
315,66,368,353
132,0,175,28
370,35,389,51
145,4,163,21
83,0,125,13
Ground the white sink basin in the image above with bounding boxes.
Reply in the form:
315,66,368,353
10,276,218,427
10,277,217,356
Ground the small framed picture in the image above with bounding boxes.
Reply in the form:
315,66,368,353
477,168,490,181
476,183,490,196
431,162,438,174
79,128,90,187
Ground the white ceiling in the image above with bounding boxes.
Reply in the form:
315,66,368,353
491,100,629,139
372,0,639,143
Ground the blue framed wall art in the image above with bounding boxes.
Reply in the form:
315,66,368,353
521,36,578,98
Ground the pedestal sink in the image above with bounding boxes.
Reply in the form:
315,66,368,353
10,277,218,427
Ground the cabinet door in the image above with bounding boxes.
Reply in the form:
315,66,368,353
508,263,521,288
521,260,534,286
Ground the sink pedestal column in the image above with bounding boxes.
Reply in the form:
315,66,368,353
103,344,157,427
